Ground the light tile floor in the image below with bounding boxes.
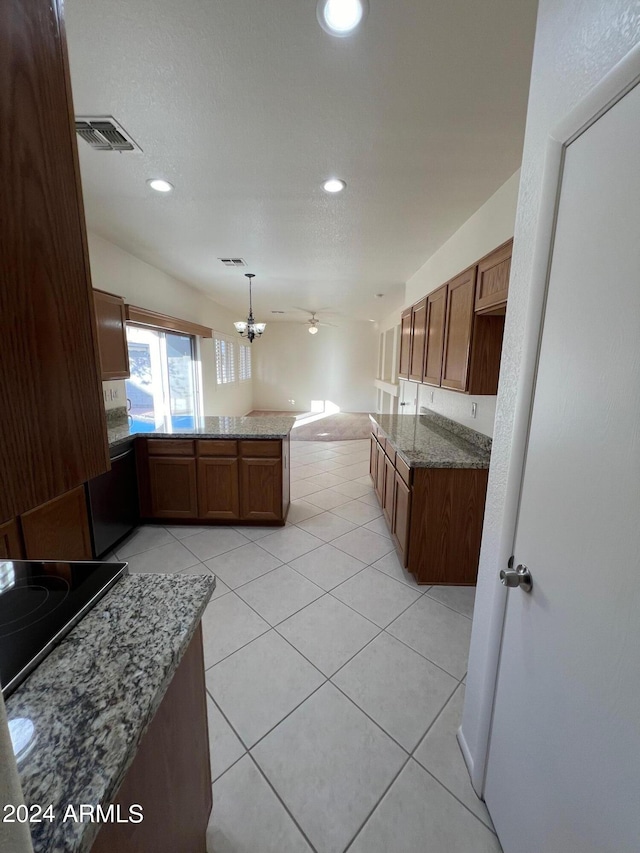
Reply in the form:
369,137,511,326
112,439,501,853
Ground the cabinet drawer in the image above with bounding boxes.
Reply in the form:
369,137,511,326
197,440,238,457
396,455,412,487
384,444,396,467
147,440,195,457
239,440,282,458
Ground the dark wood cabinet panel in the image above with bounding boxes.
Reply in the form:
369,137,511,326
467,314,506,395
398,309,412,379
93,290,130,380
441,267,477,392
21,486,92,560
148,458,198,519
408,467,488,584
375,443,386,504
409,299,427,382
369,435,378,482
239,440,281,458
423,285,448,387
91,624,211,853
0,0,109,523
475,239,513,313
392,473,411,567
240,458,282,522
148,440,195,457
0,519,24,559
197,440,237,457
383,454,395,528
198,458,240,520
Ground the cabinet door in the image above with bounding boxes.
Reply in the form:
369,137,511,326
398,309,412,379
383,455,395,528
392,474,411,568
409,299,427,381
148,458,198,519
0,519,24,559
240,459,283,522
93,290,130,380
21,486,92,560
475,239,512,313
369,435,378,482
441,266,477,391
198,458,240,520
0,0,109,523
423,284,448,386
375,443,386,504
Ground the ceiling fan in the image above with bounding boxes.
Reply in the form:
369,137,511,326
294,308,338,335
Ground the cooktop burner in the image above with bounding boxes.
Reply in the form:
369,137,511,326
0,560,127,699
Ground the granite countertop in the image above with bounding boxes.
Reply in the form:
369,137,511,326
370,409,492,469
108,415,297,449
5,572,216,853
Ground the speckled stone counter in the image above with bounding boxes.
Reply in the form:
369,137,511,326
5,572,215,853
370,409,491,469
108,415,296,450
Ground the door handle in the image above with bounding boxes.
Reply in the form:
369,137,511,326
499,564,532,592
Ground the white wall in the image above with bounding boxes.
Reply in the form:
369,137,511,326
252,321,378,413
88,233,252,417
461,0,640,789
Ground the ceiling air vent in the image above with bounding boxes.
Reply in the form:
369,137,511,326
271,311,286,314
75,116,142,152
219,258,247,267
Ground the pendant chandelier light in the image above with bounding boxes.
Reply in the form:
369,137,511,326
234,273,266,343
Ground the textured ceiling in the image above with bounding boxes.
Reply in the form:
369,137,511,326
65,0,538,322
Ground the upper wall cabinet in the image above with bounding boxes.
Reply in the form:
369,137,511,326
475,239,513,313
409,299,427,382
94,289,130,380
423,284,447,387
0,0,109,522
399,309,412,379
441,267,478,391
398,239,512,397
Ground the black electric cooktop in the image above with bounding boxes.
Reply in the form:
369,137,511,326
0,560,128,699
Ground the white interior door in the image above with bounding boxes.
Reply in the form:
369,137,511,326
399,381,417,415
484,81,640,852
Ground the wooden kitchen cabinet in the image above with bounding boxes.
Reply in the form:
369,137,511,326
382,453,396,527
93,289,130,380
392,473,411,566
369,433,378,481
398,308,412,379
409,299,427,382
148,458,198,519
475,239,513,313
21,486,93,561
370,431,486,583
91,624,211,853
198,458,240,520
423,284,447,386
441,266,477,392
240,458,282,522
0,0,109,524
138,438,289,524
0,519,24,559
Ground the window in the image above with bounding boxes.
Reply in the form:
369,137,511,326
239,344,252,381
125,325,202,430
215,335,237,385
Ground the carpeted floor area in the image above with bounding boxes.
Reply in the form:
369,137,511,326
247,411,373,441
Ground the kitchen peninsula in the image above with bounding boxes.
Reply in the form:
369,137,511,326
5,571,216,853
369,409,491,585
109,415,295,528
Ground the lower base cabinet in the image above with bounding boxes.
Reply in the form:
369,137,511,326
0,519,24,558
138,438,290,524
20,486,93,560
370,434,487,585
91,624,211,853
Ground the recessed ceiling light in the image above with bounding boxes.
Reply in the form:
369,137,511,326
147,179,173,193
317,0,368,36
323,178,346,193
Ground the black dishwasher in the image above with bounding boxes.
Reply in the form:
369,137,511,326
87,439,139,557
